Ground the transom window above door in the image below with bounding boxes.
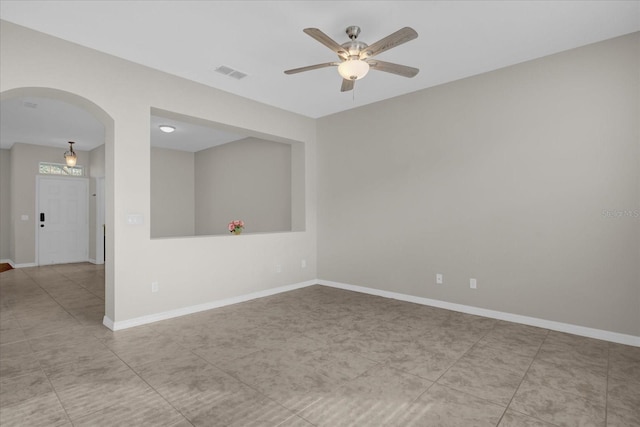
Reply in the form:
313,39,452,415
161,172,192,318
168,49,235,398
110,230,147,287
39,162,84,176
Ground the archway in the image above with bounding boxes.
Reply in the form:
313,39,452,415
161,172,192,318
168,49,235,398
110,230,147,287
1,87,115,325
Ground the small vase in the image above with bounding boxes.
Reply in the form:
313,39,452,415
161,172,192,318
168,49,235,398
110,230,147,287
233,229,242,235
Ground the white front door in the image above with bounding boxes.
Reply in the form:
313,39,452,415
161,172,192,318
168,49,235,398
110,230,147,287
37,176,89,265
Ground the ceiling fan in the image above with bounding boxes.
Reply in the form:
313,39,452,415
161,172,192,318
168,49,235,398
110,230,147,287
284,25,419,92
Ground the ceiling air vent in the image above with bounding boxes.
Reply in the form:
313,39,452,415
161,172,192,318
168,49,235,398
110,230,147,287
214,65,248,80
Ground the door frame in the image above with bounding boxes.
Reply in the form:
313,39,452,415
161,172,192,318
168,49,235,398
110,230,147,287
95,176,105,264
35,175,90,266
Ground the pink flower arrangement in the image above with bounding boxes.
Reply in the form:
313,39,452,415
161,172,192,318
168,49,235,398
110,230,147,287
228,220,245,234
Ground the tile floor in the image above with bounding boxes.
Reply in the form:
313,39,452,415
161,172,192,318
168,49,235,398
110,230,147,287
1,263,639,426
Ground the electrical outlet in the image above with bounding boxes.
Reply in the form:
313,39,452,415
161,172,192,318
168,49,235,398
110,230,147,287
275,264,282,273
151,281,159,292
301,259,307,268
436,274,443,284
470,278,477,289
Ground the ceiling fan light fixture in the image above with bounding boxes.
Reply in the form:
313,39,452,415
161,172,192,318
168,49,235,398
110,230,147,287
159,125,176,133
64,141,77,167
338,59,370,81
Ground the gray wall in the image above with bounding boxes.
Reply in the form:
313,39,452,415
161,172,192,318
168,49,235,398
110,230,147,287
0,148,11,260
194,137,292,235
317,33,640,336
150,147,195,238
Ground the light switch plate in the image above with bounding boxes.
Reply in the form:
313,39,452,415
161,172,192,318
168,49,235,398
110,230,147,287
126,214,144,225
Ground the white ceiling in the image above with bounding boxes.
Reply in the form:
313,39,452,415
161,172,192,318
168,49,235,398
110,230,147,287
1,1,638,151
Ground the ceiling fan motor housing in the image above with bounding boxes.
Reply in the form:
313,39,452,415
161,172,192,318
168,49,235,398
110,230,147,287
341,40,368,58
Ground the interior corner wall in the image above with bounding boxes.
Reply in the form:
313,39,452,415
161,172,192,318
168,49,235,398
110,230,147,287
151,147,195,238
317,32,640,337
0,148,11,261
194,137,292,235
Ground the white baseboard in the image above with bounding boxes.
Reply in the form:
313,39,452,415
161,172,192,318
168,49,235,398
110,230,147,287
0,259,12,265
5,261,37,268
103,280,317,331
101,277,639,347
318,279,640,347
88,258,104,265
102,315,115,330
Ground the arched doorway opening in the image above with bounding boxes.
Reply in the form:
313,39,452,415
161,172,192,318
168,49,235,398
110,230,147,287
1,87,114,326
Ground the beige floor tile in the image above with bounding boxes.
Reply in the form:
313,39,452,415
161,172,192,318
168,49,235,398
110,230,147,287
608,375,640,409
387,339,468,381
188,331,272,365
20,316,83,340
105,331,188,369
537,332,609,374
135,351,247,403
71,392,187,427
510,378,605,427
606,397,640,427
217,347,343,412
1,264,635,427
463,341,535,374
31,335,113,370
396,383,506,426
278,415,316,426
188,391,297,427
0,341,41,380
0,391,71,427
137,351,296,426
536,346,608,375
437,357,525,406
0,320,27,345
297,345,380,382
0,370,53,407
498,409,558,426
608,344,640,384
46,355,154,420
299,364,432,426
525,358,607,405
477,327,547,358
544,331,609,356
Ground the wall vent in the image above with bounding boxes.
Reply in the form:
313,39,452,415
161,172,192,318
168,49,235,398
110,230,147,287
215,65,248,80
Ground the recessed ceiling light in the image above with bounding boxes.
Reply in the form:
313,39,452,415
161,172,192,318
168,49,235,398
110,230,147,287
159,125,176,133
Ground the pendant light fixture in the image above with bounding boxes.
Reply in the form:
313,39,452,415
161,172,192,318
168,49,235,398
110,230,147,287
64,141,77,167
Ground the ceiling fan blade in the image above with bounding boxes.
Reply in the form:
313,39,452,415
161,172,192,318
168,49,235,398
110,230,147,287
367,60,419,78
341,79,354,92
360,27,418,59
284,62,339,75
303,28,349,59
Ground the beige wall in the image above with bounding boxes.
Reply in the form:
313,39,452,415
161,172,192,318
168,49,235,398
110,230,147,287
194,137,292,235
3,18,635,338
8,143,90,265
89,144,105,178
0,148,11,260
318,33,640,336
151,147,195,238
0,20,317,323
